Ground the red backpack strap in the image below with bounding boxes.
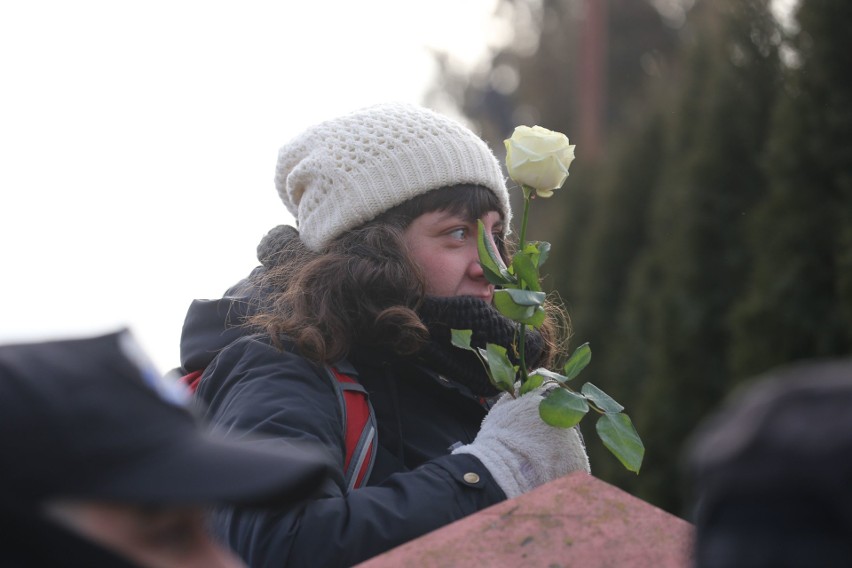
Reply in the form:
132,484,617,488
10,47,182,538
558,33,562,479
180,369,204,393
326,364,377,491
180,363,377,491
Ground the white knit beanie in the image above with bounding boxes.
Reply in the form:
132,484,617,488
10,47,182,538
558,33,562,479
274,103,511,252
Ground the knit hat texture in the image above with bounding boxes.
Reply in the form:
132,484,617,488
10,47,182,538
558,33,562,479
274,103,511,252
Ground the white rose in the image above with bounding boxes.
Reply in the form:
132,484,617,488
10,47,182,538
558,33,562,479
504,125,575,198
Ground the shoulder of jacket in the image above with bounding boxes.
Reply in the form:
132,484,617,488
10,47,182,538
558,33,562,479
202,334,331,395
218,333,301,362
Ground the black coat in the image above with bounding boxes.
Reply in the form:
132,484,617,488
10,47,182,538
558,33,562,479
182,280,507,568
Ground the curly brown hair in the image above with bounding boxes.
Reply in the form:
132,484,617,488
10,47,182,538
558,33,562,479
249,185,570,366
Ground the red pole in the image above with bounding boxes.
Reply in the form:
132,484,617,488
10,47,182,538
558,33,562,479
578,0,607,160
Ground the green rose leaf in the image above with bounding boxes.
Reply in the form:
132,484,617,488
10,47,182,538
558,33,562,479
493,290,535,322
562,342,592,381
477,220,515,286
523,305,547,329
530,368,569,384
524,367,573,394
503,288,546,306
520,241,551,270
581,382,624,413
481,343,516,392
533,241,551,268
520,371,546,395
493,291,547,327
539,388,589,428
450,329,474,351
596,413,644,474
511,250,542,292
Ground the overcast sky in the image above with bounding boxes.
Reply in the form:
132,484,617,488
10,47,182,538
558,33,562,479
0,0,499,371
1,0,798,372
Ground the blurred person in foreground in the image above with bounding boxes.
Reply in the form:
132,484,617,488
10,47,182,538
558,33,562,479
0,330,331,568
687,358,852,568
179,102,590,567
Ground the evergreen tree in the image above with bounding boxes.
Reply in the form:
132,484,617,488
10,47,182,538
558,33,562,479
607,0,781,512
730,0,852,377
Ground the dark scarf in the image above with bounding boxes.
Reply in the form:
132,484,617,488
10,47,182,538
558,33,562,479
256,226,548,396
416,296,546,398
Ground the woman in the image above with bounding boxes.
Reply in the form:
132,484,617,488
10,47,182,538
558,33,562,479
181,103,590,567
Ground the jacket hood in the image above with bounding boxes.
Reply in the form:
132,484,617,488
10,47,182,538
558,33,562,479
179,268,264,373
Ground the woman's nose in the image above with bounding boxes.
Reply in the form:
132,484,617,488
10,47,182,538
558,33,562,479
469,251,485,278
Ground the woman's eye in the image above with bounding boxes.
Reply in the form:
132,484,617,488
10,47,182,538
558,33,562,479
449,228,468,240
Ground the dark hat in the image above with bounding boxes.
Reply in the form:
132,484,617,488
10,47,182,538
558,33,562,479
687,358,852,567
688,357,852,498
0,330,330,507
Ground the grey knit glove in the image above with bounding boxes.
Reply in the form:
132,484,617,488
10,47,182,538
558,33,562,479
453,386,591,498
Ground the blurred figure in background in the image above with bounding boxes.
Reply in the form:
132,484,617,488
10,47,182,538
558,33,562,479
0,330,330,568
687,358,852,568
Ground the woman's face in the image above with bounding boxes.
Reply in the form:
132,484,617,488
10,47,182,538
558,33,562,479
403,209,504,302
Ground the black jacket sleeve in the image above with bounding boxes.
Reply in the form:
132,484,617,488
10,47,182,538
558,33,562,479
197,337,506,568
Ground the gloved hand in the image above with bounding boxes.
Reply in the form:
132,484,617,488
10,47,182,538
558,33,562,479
453,385,590,498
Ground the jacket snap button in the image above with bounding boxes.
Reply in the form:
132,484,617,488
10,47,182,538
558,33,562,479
463,472,480,484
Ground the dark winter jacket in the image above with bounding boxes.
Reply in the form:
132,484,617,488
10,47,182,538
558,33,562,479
180,273,507,567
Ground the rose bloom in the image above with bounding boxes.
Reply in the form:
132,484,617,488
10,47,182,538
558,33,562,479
504,125,575,197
